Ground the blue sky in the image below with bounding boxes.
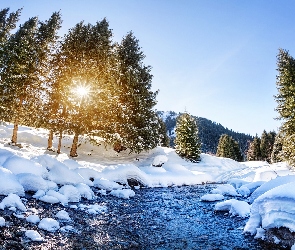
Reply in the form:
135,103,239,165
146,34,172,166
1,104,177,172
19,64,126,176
2,0,295,136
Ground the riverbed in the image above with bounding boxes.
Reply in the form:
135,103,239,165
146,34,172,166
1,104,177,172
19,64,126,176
0,184,288,249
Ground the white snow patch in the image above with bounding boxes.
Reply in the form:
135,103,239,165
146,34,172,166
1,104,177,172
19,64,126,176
200,194,224,201
110,189,135,199
215,199,250,218
26,215,40,224
56,210,71,221
25,230,44,242
0,193,26,211
38,218,60,232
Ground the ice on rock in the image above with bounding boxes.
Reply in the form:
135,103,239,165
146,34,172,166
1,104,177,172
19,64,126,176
38,218,60,232
254,227,265,240
55,210,71,221
0,167,24,196
0,217,5,226
17,173,48,192
0,193,26,211
200,194,224,201
25,230,44,242
59,185,81,202
211,184,238,196
87,204,107,214
215,199,250,218
26,215,40,224
110,189,135,199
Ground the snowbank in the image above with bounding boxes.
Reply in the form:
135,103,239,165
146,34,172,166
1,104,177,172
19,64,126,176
244,181,295,235
215,199,250,218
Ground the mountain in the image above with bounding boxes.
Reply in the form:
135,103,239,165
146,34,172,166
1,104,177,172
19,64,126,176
157,111,253,159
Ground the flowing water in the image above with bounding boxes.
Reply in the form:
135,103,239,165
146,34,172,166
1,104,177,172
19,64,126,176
1,184,288,250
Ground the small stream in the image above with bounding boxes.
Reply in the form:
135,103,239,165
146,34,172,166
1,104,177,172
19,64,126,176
2,184,288,249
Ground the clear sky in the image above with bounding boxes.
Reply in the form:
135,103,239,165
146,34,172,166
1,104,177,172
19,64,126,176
2,0,295,136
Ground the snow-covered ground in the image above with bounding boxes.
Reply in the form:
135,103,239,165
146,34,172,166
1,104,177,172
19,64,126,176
0,124,295,247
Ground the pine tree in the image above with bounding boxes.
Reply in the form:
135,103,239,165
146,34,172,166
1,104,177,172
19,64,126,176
0,12,61,145
174,113,201,162
46,19,114,156
274,49,295,166
104,31,161,153
271,131,283,163
247,135,261,161
216,134,242,161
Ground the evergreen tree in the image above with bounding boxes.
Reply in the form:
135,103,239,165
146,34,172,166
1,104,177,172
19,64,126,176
274,49,295,166
104,32,161,153
174,113,201,162
0,12,61,145
260,130,276,163
216,134,242,161
271,131,283,163
47,19,114,156
247,135,261,161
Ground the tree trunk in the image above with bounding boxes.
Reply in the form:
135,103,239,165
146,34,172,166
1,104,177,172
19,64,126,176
70,133,79,157
47,130,53,150
57,131,62,154
11,97,23,145
11,122,18,145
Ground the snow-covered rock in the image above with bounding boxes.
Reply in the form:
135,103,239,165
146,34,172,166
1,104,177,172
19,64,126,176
110,189,135,199
215,199,250,218
25,230,44,241
26,215,40,224
38,218,60,232
211,184,238,196
0,193,26,211
59,185,81,203
200,194,224,201
55,210,71,221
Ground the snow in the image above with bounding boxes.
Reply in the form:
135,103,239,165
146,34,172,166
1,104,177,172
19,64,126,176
110,189,135,199
38,218,60,232
0,193,26,211
26,215,40,224
215,199,251,218
244,181,295,235
55,210,71,221
210,184,239,196
59,185,81,202
0,124,295,246
200,193,224,201
25,230,44,241
0,217,5,226
0,167,25,196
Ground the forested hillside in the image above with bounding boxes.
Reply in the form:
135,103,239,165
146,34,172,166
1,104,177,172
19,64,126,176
158,111,253,158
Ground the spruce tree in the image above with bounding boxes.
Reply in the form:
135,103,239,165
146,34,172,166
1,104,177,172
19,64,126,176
0,12,61,145
247,136,261,161
174,113,201,162
271,131,283,163
105,32,161,153
216,134,242,161
274,49,295,166
47,20,114,156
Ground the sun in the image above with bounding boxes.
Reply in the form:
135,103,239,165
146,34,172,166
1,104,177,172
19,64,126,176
73,85,90,99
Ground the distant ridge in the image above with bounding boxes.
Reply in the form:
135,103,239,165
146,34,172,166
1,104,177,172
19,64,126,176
157,111,253,159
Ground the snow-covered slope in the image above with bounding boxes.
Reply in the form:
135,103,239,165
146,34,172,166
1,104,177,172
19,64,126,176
1,123,295,246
